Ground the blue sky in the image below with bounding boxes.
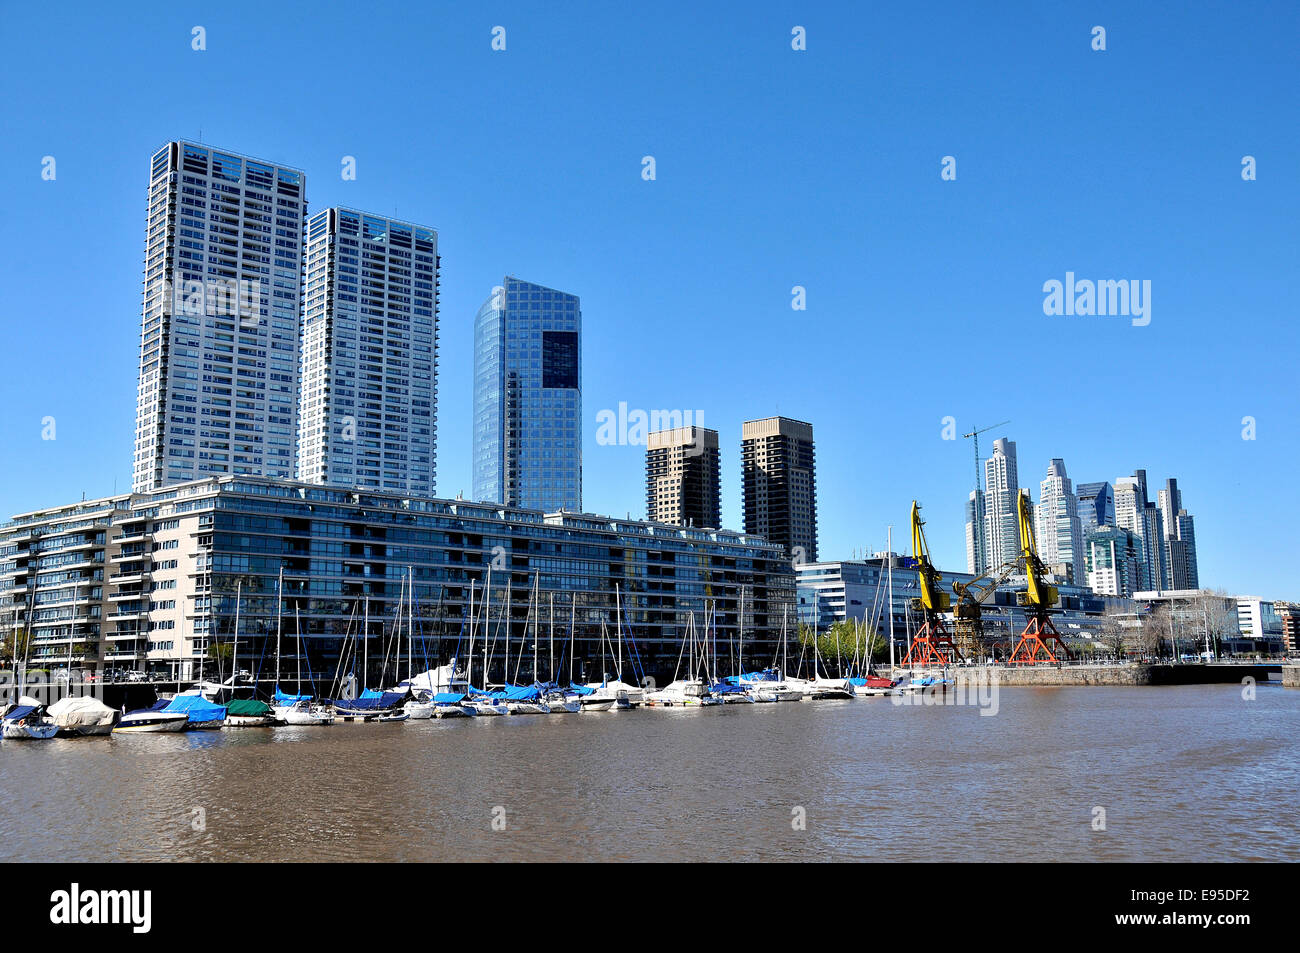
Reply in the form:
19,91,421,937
0,1,1296,597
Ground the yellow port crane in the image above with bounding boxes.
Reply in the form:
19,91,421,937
1007,489,1072,664
951,560,1017,660
902,501,962,666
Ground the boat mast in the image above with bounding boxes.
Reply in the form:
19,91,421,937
548,592,554,685
568,594,576,685
363,595,370,692
408,567,414,686
887,525,896,673
483,567,492,688
295,601,302,696
466,580,476,690
232,580,241,694
275,567,283,690
615,584,623,682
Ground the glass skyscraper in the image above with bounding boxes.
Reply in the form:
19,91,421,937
472,277,581,512
297,208,439,495
133,141,306,492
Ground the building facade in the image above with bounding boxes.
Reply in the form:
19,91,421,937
1035,458,1084,584
982,437,1020,572
741,417,818,562
646,426,720,529
472,278,582,512
2,478,794,684
297,208,439,495
1084,525,1144,597
1075,481,1115,539
133,141,306,492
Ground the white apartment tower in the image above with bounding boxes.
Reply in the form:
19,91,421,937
297,209,439,494
133,141,306,492
982,437,1021,571
1035,458,1084,583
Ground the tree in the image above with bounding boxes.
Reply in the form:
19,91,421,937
799,619,887,669
0,626,34,668
1097,608,1130,659
1137,605,1172,659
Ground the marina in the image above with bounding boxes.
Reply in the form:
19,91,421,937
1,683,1296,863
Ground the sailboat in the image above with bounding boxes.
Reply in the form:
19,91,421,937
582,586,644,710
645,611,722,708
2,700,59,740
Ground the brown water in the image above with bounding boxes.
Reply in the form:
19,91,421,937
2,684,1297,862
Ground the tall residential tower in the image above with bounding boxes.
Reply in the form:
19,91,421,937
741,417,818,562
133,141,306,492
297,208,439,494
646,426,721,528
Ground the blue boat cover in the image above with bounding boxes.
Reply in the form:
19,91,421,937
846,677,867,686
710,681,745,694
567,683,594,696
326,691,405,711
273,688,311,705
358,688,384,700
433,693,466,703
501,684,541,701
162,694,228,722
3,705,39,721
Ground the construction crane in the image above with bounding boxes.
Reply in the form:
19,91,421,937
1007,489,1072,663
902,501,962,666
961,419,1010,572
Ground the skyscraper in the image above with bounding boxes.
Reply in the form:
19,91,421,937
1158,478,1199,589
1035,458,1084,583
1115,472,1166,591
472,277,582,512
982,437,1020,571
297,208,439,495
965,488,987,574
646,426,720,528
742,417,818,562
134,141,306,491
1084,526,1144,597
1075,481,1115,538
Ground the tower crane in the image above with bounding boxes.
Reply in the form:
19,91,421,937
1007,489,1072,663
962,419,1009,571
902,501,962,666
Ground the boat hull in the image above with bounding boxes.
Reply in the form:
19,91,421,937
2,720,59,740
114,713,189,733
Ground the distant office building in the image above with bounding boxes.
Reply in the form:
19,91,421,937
1035,458,1084,584
982,437,1020,572
472,278,582,512
1115,474,1165,591
742,417,818,562
297,208,439,495
1277,602,1300,655
1076,481,1115,538
1085,526,1144,597
133,141,306,491
1157,478,1199,589
646,427,720,528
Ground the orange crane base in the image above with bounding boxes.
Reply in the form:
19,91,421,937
902,620,964,667
1007,615,1072,665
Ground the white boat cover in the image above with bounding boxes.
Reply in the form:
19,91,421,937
47,696,118,728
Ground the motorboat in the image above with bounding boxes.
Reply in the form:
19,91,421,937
644,679,722,708
223,699,276,727
46,696,120,736
279,699,335,726
114,707,189,733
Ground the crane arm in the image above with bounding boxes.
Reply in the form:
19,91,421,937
910,501,950,613
1017,491,1058,610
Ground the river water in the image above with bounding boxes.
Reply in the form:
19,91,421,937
2,684,1297,862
